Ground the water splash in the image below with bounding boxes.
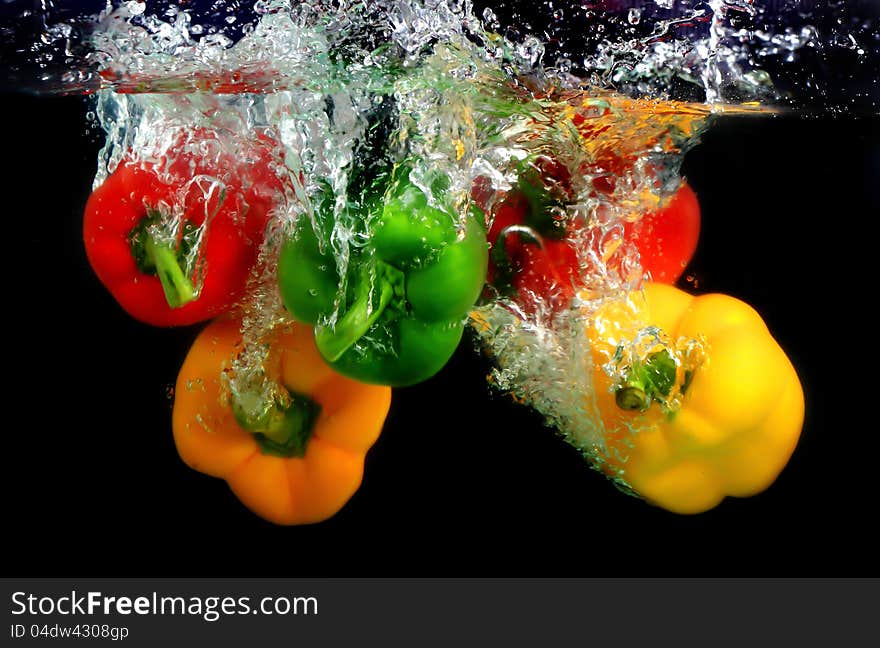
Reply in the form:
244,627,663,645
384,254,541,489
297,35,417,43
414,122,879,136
3,0,876,493
2,1,877,111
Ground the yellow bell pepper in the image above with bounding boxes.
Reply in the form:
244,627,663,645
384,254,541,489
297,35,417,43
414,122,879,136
587,282,804,514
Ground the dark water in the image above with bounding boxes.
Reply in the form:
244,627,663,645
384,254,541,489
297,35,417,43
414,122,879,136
3,92,878,575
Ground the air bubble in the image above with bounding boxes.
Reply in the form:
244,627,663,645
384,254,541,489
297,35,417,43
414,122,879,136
126,1,146,17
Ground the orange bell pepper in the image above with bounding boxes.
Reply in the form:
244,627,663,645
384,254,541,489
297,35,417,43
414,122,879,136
172,316,391,525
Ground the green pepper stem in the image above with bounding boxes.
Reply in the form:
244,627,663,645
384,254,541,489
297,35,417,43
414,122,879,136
315,272,394,363
231,389,321,458
144,236,196,309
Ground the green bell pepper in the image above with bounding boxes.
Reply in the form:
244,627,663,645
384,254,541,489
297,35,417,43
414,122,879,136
278,167,488,387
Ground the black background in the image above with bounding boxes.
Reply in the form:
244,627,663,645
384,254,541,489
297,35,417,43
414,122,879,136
2,92,878,577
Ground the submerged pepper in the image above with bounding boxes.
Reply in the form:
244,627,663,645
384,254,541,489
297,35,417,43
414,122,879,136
278,167,488,386
587,282,804,514
83,130,284,327
476,153,701,319
172,316,391,525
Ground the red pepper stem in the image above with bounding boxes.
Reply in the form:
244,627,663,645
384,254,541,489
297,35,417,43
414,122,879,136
144,236,196,309
499,224,542,248
315,274,394,363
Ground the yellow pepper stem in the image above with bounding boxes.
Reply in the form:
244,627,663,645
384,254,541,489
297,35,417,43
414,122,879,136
616,386,650,411
614,349,678,412
231,389,322,458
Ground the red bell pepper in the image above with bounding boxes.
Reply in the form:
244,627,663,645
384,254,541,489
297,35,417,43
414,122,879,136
572,104,702,284
83,129,286,327
483,188,580,316
623,181,701,283
507,232,580,316
478,156,701,317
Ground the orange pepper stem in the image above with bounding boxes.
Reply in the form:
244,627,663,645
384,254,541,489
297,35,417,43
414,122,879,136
231,389,322,458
